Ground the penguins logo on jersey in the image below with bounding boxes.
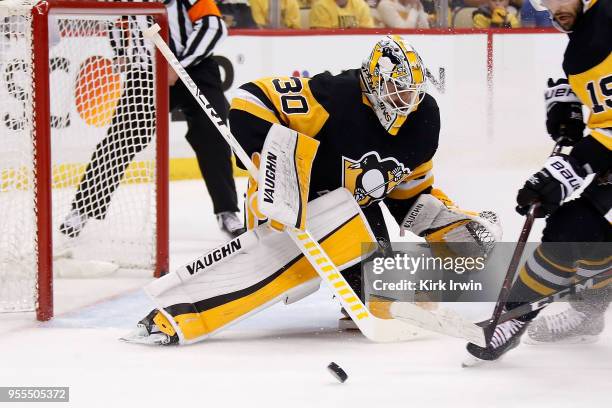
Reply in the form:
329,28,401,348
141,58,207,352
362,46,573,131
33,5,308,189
342,152,409,207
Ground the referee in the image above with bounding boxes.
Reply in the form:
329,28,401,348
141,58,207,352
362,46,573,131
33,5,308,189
165,0,243,236
61,0,244,238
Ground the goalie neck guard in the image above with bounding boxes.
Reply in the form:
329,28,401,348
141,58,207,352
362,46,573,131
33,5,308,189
360,35,427,135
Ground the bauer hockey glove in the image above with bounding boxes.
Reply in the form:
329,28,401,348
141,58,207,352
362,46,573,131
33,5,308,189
545,78,585,146
516,154,587,217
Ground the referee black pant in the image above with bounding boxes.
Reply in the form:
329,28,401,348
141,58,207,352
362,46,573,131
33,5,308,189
170,57,238,215
72,58,238,220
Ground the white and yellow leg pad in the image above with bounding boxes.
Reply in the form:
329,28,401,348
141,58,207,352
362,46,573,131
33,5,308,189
144,188,376,345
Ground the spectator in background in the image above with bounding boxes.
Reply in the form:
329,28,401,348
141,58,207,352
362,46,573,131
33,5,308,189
472,0,519,27
250,0,302,28
519,0,552,27
461,0,522,8
377,0,429,28
217,0,258,28
309,0,374,28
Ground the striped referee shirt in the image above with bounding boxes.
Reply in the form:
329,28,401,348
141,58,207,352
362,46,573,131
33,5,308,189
108,13,152,70
164,0,228,68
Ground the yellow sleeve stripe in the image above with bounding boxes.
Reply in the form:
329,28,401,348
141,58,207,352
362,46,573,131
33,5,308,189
250,77,329,138
396,171,433,191
388,174,434,200
405,160,433,181
592,128,612,150
231,97,281,126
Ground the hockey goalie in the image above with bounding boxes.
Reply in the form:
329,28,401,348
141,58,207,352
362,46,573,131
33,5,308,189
122,36,502,345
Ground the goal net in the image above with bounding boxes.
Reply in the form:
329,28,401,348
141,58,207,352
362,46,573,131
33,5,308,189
0,0,169,320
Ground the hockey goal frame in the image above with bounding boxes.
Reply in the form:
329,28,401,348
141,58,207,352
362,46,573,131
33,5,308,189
29,0,169,321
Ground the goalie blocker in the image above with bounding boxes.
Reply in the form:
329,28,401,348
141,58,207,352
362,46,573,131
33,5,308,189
256,124,319,230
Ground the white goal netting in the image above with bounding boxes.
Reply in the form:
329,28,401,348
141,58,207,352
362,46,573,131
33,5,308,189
0,0,163,314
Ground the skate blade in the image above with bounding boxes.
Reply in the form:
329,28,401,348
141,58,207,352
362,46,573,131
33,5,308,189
523,334,599,346
119,327,169,346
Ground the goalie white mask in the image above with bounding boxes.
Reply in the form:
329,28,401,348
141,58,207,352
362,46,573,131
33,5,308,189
360,36,427,135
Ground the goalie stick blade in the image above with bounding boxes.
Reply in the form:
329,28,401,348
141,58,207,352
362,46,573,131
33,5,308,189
389,302,487,347
364,319,423,342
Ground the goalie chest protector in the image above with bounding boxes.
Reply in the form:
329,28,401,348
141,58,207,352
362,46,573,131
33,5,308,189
230,69,440,208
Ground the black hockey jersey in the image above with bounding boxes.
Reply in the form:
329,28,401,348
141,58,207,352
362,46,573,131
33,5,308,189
564,0,612,149
229,69,440,214
563,0,612,222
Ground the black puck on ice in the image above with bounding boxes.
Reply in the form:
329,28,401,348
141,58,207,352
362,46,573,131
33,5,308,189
327,362,348,383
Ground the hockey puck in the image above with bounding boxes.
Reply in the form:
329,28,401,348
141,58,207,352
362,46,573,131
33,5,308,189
327,362,348,383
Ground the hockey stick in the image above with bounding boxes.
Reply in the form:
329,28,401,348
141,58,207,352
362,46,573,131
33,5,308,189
492,266,611,326
144,24,420,342
479,141,564,344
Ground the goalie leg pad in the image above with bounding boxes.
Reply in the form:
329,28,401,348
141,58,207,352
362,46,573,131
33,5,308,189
145,188,376,344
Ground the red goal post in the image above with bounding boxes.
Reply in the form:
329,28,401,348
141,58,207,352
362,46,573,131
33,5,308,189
0,0,169,321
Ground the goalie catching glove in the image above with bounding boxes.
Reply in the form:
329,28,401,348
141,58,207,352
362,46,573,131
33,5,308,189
516,154,588,218
400,190,502,259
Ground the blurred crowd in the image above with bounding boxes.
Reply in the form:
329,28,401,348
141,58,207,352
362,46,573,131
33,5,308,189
216,0,554,29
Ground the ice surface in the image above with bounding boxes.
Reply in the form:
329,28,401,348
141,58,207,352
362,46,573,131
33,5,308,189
1,169,610,408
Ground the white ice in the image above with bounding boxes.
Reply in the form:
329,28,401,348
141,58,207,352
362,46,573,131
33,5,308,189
1,149,610,408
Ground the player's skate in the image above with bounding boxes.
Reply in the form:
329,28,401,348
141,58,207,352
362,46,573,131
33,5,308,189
463,318,528,367
525,307,605,345
216,211,246,237
120,309,179,346
59,208,89,238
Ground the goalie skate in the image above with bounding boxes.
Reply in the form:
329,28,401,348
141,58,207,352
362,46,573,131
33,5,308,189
120,310,178,346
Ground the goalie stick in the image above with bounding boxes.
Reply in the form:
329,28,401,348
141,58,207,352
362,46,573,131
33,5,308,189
143,24,421,342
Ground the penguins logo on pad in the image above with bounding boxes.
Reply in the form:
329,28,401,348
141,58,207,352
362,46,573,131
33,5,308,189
342,152,409,207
